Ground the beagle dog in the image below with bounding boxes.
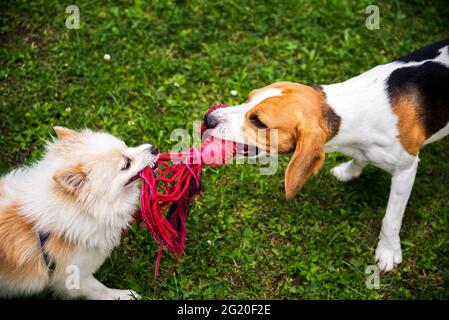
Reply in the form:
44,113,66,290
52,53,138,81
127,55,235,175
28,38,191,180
205,39,449,272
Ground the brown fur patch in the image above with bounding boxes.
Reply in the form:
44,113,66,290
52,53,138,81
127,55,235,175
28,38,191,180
392,94,426,155
242,82,336,151
0,204,48,283
240,81,333,199
0,204,76,285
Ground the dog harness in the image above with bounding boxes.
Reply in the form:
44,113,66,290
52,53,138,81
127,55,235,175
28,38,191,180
38,231,56,275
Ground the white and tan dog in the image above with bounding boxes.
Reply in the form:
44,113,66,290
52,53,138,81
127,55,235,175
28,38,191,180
205,39,449,272
0,127,158,299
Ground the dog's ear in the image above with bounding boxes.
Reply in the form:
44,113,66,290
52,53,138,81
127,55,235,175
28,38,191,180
53,164,86,194
54,126,77,140
284,126,326,200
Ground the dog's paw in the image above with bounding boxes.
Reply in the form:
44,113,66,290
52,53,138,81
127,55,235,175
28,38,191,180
375,240,402,273
101,289,140,300
331,161,363,182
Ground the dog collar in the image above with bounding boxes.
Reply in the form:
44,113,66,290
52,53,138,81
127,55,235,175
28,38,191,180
38,231,56,275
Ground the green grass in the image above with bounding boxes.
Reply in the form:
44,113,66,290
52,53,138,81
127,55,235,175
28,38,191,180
1,0,449,299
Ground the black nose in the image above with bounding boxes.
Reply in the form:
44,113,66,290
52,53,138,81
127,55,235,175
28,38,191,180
149,145,159,155
204,113,219,129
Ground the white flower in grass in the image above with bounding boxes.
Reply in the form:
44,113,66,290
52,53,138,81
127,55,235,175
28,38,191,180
230,90,238,96
103,53,111,61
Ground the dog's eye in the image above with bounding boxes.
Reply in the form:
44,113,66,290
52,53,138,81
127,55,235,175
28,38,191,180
122,157,132,170
250,115,267,129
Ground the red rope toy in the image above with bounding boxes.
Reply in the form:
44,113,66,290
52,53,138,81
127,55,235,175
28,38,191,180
134,104,236,278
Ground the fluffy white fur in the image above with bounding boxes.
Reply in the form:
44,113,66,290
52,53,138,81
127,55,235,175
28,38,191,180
0,127,157,299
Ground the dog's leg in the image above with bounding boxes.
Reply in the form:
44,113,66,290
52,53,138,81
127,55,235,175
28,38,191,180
375,157,419,272
78,276,139,300
331,159,367,182
52,274,139,300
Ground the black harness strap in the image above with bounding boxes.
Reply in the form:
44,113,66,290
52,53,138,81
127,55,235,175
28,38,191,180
38,231,56,276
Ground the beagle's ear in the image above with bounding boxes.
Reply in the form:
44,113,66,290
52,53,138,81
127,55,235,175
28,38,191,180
54,126,77,140
53,164,86,194
284,126,326,200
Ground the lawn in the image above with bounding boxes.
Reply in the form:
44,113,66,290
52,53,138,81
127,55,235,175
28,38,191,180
1,0,449,299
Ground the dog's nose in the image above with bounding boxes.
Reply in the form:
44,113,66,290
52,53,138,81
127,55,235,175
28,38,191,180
149,145,159,155
204,113,219,129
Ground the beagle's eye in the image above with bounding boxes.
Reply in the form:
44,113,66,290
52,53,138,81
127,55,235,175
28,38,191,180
250,115,267,129
121,157,132,170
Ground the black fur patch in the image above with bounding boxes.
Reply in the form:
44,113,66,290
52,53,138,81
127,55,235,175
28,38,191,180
387,61,449,137
315,86,341,140
323,105,341,140
395,39,449,63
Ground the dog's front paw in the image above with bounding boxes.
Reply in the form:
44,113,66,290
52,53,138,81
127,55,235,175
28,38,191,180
101,289,140,300
331,161,363,182
375,239,402,272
